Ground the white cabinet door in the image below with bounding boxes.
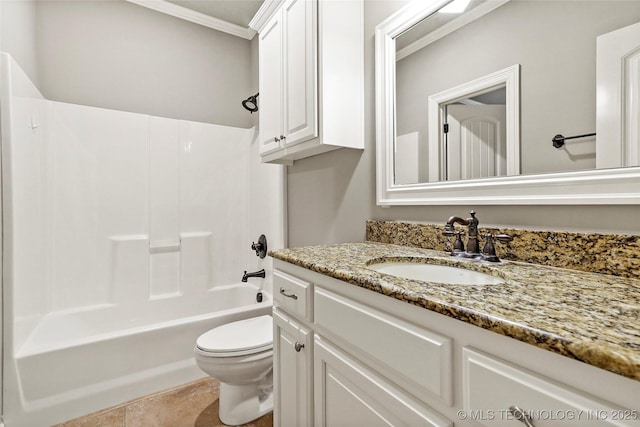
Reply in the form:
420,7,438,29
314,336,453,427
258,12,283,155
273,308,313,427
281,0,318,148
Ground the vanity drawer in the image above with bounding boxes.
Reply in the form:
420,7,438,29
314,286,452,405
273,269,313,321
462,347,639,426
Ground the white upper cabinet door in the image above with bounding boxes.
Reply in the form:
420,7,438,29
596,21,640,168
259,12,283,155
282,0,318,147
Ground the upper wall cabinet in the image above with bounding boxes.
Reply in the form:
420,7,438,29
251,0,364,165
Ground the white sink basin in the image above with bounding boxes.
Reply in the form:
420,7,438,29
368,262,504,285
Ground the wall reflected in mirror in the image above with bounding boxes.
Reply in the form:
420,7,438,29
394,0,640,185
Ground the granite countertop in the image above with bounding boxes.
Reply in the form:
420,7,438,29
270,242,640,382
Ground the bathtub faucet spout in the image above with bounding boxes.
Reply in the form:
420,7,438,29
242,269,265,282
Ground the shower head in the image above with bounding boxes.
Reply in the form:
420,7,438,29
242,92,259,113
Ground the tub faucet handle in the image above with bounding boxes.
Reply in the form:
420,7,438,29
251,234,268,259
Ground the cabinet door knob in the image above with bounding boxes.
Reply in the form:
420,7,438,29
280,135,286,140
294,342,304,352
279,288,298,300
274,136,280,142
508,406,535,427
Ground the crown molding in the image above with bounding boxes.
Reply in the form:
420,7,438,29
249,0,284,32
126,0,257,40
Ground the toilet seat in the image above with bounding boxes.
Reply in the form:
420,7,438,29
196,315,273,357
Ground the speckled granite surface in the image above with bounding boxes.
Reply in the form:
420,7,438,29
366,220,640,279
270,242,640,381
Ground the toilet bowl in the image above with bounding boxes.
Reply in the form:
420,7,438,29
194,315,274,426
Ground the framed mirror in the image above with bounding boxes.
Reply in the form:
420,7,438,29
375,0,640,205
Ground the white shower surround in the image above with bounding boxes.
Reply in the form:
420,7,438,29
0,53,285,426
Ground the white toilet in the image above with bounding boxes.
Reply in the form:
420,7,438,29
194,315,274,426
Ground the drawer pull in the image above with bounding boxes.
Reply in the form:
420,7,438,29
509,406,535,427
279,288,298,300
294,342,304,352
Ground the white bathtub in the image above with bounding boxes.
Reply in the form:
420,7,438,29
8,284,272,427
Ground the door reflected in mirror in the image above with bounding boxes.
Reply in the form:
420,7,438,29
396,85,510,184
443,87,506,181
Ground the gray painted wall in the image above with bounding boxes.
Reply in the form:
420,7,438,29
286,0,640,248
3,0,254,128
250,36,260,129
1,0,40,87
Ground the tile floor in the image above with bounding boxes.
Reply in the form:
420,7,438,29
52,378,273,427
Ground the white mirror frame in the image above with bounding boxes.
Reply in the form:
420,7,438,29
375,0,640,205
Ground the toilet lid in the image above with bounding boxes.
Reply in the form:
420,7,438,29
196,315,273,355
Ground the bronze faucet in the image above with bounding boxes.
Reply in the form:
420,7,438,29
444,211,480,254
443,211,513,262
242,269,265,282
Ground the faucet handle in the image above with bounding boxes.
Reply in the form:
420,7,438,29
482,234,496,257
452,231,465,253
442,230,464,252
494,234,513,243
250,234,268,259
481,233,512,262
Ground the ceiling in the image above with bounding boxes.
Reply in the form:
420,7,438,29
165,0,264,28
126,0,265,39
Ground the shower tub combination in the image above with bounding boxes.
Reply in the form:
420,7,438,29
13,285,272,426
1,53,283,426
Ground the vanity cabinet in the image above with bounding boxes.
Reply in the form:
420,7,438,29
273,259,640,427
273,262,452,427
252,0,364,164
272,270,314,427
